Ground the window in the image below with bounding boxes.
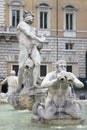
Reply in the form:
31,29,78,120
12,64,19,76
40,65,47,77
67,65,72,72
36,2,52,36
40,11,48,29
8,0,25,27
12,10,20,27
66,13,73,30
37,2,51,30
65,43,73,50
63,5,77,31
63,4,78,37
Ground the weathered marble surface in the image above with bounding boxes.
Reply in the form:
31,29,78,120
32,60,85,125
8,10,46,110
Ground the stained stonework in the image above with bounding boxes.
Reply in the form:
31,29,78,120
0,35,87,80
0,34,19,79
44,37,87,78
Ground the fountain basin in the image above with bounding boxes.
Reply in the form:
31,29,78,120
0,103,87,130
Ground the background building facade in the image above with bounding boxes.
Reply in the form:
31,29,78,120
0,0,87,85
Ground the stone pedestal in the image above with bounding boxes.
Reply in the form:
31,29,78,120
42,118,84,126
32,112,84,125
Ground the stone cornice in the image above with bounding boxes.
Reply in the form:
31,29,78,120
7,0,25,7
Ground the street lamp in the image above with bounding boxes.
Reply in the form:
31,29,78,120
56,0,58,61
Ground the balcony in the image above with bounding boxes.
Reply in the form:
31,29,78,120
0,26,17,42
0,26,17,34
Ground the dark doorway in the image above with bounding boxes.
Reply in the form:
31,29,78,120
1,82,8,93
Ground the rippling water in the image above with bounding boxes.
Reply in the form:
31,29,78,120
0,104,87,130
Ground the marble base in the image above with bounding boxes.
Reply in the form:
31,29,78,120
42,118,84,126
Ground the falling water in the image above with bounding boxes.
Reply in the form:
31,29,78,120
58,81,62,117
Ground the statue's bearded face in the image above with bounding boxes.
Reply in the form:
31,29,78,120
57,62,66,72
24,14,34,24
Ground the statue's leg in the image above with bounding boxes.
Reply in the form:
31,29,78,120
37,100,56,120
18,46,28,87
31,46,40,86
33,98,56,120
64,101,82,119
